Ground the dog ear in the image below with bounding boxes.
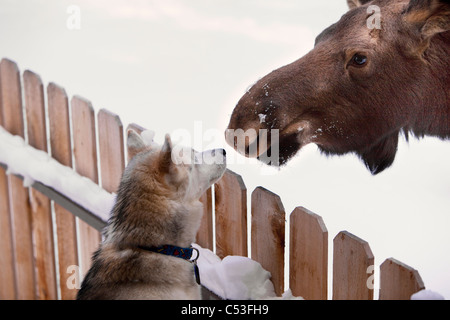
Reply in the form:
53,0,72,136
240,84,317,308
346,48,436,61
159,134,174,173
347,0,372,10
127,129,147,160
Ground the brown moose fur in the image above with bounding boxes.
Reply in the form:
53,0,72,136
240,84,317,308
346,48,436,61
226,0,450,174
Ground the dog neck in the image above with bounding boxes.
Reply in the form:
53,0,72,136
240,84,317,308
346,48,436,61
135,244,198,261
104,198,204,249
133,243,202,285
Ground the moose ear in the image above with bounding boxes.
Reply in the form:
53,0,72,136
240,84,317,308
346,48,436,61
347,0,372,10
127,129,147,160
404,0,450,39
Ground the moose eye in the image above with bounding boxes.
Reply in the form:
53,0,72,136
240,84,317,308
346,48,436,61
350,53,368,67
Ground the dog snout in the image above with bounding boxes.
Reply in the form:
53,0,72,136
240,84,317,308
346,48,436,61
211,149,227,157
211,149,226,157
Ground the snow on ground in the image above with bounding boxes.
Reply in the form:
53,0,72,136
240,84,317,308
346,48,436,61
410,290,445,300
193,244,303,300
0,126,114,222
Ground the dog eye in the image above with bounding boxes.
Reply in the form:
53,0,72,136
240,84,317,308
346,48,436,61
350,53,368,67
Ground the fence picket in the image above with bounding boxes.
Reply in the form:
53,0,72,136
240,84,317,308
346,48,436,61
333,231,374,300
379,258,425,300
47,82,80,300
0,168,15,299
71,96,102,278
0,58,36,299
197,187,213,251
24,70,57,300
214,169,247,258
0,168,16,300
98,109,125,193
0,59,24,137
0,59,16,299
251,186,285,296
289,207,328,300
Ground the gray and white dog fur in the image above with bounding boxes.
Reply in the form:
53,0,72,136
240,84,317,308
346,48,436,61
77,130,226,299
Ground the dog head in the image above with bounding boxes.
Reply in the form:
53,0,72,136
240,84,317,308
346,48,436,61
127,129,227,202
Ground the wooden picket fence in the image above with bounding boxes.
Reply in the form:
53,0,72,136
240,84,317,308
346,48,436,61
0,57,426,300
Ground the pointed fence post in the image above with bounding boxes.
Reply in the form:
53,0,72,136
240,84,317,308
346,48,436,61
214,169,247,258
48,82,80,300
71,96,101,278
197,187,213,251
289,207,328,300
0,58,36,299
379,258,425,300
333,231,374,300
98,108,125,193
251,186,285,296
0,59,18,299
24,70,57,300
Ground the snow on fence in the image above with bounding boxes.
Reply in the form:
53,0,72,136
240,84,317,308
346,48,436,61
0,57,426,300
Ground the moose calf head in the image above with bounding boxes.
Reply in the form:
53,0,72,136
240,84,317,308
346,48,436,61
226,0,450,174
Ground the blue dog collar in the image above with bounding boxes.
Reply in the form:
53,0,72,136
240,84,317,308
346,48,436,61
138,244,199,262
137,244,201,285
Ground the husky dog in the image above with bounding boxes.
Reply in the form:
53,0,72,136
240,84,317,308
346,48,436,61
77,130,226,300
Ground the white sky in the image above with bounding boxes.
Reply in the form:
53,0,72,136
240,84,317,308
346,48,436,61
1,0,449,299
